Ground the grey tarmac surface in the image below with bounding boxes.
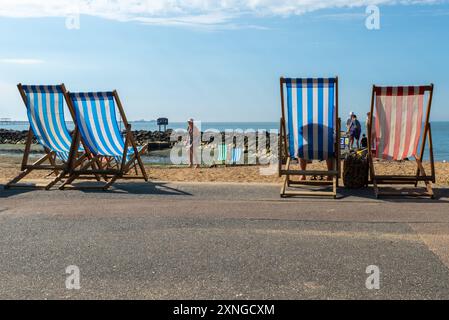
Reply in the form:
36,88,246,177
1,181,449,299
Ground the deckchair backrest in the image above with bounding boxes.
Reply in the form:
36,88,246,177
21,85,73,160
373,86,429,161
283,78,337,160
69,92,125,157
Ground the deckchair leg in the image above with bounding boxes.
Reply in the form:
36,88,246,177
102,175,119,190
136,146,149,181
280,157,291,197
131,160,138,175
367,151,379,198
415,158,434,199
93,156,108,181
59,174,78,189
5,153,53,189
332,175,337,199
425,182,434,199
124,144,149,181
281,175,288,197
371,173,379,199
373,181,379,199
60,156,100,189
45,170,68,190
5,169,34,189
46,150,59,176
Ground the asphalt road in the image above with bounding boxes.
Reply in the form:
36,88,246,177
1,181,449,299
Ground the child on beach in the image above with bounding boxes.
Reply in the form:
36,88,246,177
361,134,368,149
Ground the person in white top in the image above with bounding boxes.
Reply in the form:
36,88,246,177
187,118,200,168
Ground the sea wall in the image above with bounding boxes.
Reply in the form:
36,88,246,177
0,129,174,146
0,129,276,150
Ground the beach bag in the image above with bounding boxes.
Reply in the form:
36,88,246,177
343,151,369,188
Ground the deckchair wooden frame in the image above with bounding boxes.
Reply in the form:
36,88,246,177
367,84,435,199
278,77,341,198
4,83,100,190
61,90,149,190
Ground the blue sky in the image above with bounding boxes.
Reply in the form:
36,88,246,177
1,1,449,122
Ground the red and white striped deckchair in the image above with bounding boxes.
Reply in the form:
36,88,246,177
368,84,435,198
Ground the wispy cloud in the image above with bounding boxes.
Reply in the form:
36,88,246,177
0,58,44,65
316,12,366,21
0,0,444,28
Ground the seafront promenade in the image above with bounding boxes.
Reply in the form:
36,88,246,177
1,181,449,299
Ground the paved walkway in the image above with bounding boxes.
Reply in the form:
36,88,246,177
1,181,449,299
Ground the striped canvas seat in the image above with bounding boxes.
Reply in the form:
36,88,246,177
69,92,140,160
22,85,78,162
285,78,336,160
217,144,228,162
368,84,435,198
231,148,242,164
374,86,425,161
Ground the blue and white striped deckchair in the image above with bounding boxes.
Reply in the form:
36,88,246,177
5,84,86,189
61,90,148,189
231,147,243,165
22,85,74,161
279,77,341,198
216,144,228,164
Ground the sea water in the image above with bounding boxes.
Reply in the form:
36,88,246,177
1,121,448,161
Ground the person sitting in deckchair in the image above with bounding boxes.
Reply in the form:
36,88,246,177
278,77,341,198
298,157,334,181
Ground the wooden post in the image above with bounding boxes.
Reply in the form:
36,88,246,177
413,85,433,185
279,78,288,157
335,77,340,181
367,85,378,196
17,84,33,171
113,90,129,127
417,84,434,173
278,118,283,177
63,87,79,172
113,91,148,180
428,123,435,183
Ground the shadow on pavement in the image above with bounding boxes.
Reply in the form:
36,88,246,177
0,181,192,198
337,186,449,203
2,181,448,203
0,185,37,198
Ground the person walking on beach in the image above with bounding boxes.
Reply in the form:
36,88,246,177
187,118,200,168
346,111,355,132
348,114,361,149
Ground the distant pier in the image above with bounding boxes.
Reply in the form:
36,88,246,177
0,119,28,125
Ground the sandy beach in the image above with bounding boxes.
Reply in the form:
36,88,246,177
0,154,448,186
